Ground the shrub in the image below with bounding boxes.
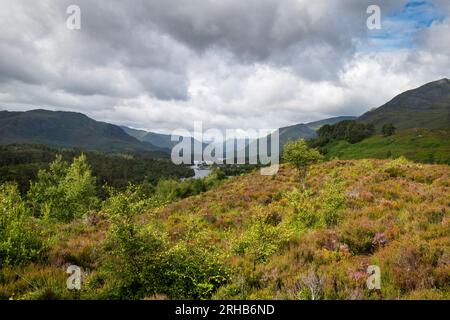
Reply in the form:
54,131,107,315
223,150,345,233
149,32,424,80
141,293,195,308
319,179,346,227
234,209,292,264
284,177,345,229
102,184,148,218
284,189,319,228
28,154,98,221
383,156,410,178
295,269,325,300
61,154,98,218
101,186,228,299
0,183,47,267
156,243,229,299
153,169,225,204
339,217,381,255
283,139,323,190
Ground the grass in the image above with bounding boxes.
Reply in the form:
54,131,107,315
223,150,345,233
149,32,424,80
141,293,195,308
324,129,450,164
1,158,449,300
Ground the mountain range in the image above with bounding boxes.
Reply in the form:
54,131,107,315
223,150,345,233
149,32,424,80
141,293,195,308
0,109,164,154
0,78,448,155
359,78,450,130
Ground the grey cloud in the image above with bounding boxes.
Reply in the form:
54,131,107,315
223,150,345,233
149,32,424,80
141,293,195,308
0,0,448,132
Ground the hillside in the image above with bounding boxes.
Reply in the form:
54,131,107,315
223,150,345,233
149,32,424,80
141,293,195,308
358,78,450,131
0,110,163,153
119,126,149,141
306,116,357,131
278,123,317,145
121,126,176,150
323,129,450,164
1,159,448,300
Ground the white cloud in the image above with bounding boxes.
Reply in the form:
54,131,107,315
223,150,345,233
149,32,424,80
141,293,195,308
0,0,448,133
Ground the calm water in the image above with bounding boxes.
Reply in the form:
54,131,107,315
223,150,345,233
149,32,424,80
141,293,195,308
191,165,212,179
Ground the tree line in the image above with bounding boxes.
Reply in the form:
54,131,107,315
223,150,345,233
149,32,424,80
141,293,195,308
0,144,194,197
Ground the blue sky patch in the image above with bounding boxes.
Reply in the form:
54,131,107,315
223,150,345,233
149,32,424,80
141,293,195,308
367,0,445,49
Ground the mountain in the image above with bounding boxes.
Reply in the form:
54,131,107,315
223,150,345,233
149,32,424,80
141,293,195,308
270,116,357,148
358,78,450,131
234,123,315,163
121,125,180,150
0,109,164,153
278,123,317,146
142,132,181,150
121,125,209,161
306,116,357,131
120,126,149,141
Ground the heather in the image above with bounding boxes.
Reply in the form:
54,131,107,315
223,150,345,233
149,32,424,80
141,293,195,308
1,156,448,300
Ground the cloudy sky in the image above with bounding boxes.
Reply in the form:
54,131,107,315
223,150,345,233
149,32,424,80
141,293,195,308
0,0,449,133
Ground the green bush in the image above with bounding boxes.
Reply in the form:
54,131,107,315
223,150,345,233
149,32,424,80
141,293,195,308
283,139,323,190
101,186,228,299
154,169,225,203
27,154,98,221
284,177,345,229
339,218,378,255
284,189,319,228
319,179,345,227
383,156,410,178
0,183,47,267
156,243,229,299
234,209,291,263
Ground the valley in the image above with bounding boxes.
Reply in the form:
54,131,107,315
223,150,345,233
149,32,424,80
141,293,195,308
0,78,449,301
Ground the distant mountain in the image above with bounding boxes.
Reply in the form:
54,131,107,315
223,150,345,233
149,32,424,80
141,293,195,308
121,125,205,154
124,121,315,159
120,126,149,141
121,126,178,150
143,132,181,150
234,123,315,163
0,109,164,153
358,78,450,131
306,116,357,131
277,123,317,146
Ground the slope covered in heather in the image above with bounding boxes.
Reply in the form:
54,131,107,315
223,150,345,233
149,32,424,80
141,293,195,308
1,158,448,300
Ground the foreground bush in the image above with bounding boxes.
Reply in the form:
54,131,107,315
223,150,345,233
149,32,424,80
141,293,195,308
233,208,292,264
0,184,47,267
100,185,229,299
284,176,345,230
27,154,98,221
283,139,323,190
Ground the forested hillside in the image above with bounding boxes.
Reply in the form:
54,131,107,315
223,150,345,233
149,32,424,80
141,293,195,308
0,110,163,153
0,144,194,196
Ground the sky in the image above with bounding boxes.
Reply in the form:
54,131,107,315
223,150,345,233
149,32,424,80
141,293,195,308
0,0,449,134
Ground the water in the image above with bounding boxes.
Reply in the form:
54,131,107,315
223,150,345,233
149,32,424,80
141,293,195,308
191,165,212,179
